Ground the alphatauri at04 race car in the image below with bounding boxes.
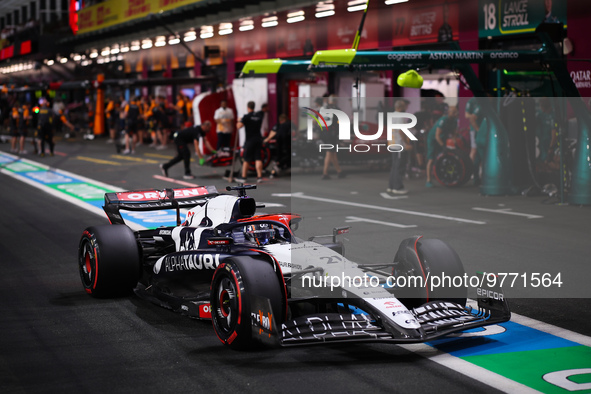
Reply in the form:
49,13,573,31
78,185,510,349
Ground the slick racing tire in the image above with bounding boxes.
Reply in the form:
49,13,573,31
211,256,284,350
432,149,473,187
394,238,467,308
78,225,140,298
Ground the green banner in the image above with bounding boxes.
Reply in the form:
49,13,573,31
479,0,567,38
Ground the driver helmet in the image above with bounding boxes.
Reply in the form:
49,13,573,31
244,223,275,246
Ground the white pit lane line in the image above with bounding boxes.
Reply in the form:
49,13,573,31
471,207,543,219
272,192,486,225
0,152,146,231
345,216,417,228
396,343,540,394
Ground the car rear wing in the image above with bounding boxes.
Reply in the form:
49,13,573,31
103,186,219,225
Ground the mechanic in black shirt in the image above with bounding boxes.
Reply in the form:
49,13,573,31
235,101,264,183
37,99,55,157
160,121,214,179
263,113,293,172
123,97,142,154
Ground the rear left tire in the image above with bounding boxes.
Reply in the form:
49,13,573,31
78,225,140,298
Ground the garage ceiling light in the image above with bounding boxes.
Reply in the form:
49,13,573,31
239,19,254,31
385,0,408,4
186,30,198,41
219,23,233,35
347,0,367,12
287,11,305,23
262,16,278,28
199,27,213,39
155,36,166,47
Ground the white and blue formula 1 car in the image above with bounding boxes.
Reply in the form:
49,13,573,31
78,184,510,349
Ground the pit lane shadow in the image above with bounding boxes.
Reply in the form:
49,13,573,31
49,289,136,307
124,290,426,364
128,293,214,337
186,340,425,367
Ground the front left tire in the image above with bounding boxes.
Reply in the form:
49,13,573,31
210,256,285,349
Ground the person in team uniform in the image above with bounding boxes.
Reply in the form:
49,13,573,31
19,104,32,154
214,99,235,150
59,109,76,138
536,97,558,163
123,97,142,154
387,100,413,194
320,95,344,180
235,101,264,183
160,121,214,179
9,104,21,153
153,95,173,150
37,99,55,157
425,106,458,187
264,113,294,173
465,97,484,185
105,96,118,143
176,93,189,128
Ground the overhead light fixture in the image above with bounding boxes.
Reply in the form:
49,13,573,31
155,36,166,47
186,30,198,41
60,58,68,64
141,39,153,49
73,54,82,61
120,45,130,53
169,36,180,45
239,19,254,31
287,11,305,23
111,45,120,54
199,27,213,39
385,0,408,4
315,9,335,18
219,22,233,35
46,59,54,66
97,58,105,64
347,0,367,12
89,51,98,58
101,47,110,56
261,16,278,28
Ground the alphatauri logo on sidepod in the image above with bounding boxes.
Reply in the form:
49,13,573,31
304,107,417,153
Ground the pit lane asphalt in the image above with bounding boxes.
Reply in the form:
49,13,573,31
1,135,590,393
